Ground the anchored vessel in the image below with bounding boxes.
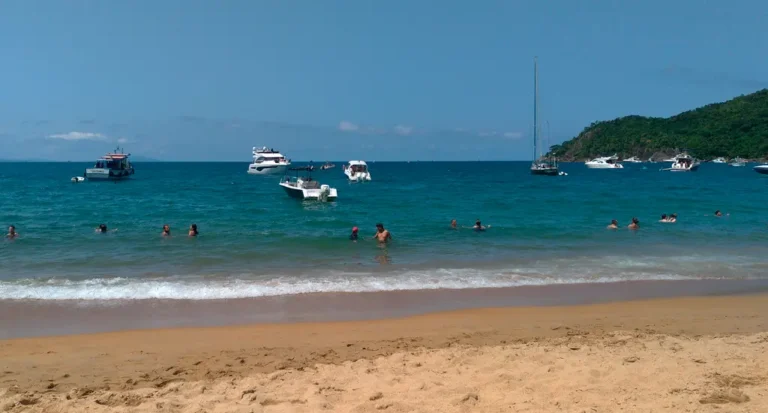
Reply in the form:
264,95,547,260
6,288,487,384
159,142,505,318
343,161,372,182
585,154,624,169
247,147,291,175
280,166,338,201
84,147,135,180
530,57,559,176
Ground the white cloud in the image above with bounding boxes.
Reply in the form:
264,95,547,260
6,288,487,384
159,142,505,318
393,125,413,136
338,121,359,132
47,131,107,141
117,138,129,144
503,131,523,139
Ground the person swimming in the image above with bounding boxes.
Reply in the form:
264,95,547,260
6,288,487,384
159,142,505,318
97,224,108,233
628,217,640,230
349,226,359,241
6,225,18,239
607,219,619,229
372,223,392,243
668,213,677,223
660,214,668,222
162,224,171,236
473,220,487,231
715,210,723,217
188,224,199,237
450,219,457,229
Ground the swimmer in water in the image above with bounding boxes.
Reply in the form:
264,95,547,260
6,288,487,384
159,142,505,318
6,225,18,239
97,224,108,233
668,213,677,223
162,224,171,236
607,219,619,229
349,226,359,241
473,220,487,231
450,219,457,229
715,210,723,217
188,224,199,237
659,214,668,222
372,223,392,243
628,217,640,230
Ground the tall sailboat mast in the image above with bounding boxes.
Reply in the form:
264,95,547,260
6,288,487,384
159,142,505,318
533,57,538,162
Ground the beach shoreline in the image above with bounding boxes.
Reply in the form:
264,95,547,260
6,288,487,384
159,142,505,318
2,292,768,411
2,278,768,340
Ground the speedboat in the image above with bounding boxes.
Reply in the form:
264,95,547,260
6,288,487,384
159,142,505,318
279,166,337,201
84,147,135,180
712,157,727,164
624,156,642,163
754,165,768,175
662,152,700,172
585,154,623,169
343,160,372,181
729,157,747,167
320,162,336,170
247,147,291,175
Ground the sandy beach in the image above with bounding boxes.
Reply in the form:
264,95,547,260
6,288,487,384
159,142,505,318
2,294,767,412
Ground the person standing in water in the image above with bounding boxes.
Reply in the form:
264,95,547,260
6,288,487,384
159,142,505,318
162,225,171,236
450,219,458,229
628,217,640,230
473,220,488,231
607,220,619,229
6,225,18,239
188,224,199,237
372,223,392,243
349,226,359,241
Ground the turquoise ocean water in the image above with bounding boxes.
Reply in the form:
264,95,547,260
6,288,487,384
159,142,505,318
1,161,767,301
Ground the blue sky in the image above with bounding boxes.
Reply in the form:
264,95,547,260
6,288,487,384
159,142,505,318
1,0,766,161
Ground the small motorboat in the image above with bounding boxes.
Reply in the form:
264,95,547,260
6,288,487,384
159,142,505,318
711,157,727,164
623,156,642,163
754,165,768,175
661,152,700,172
729,157,747,167
71,176,86,183
279,166,337,201
320,162,336,170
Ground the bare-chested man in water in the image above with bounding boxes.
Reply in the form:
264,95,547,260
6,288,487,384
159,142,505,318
372,223,392,243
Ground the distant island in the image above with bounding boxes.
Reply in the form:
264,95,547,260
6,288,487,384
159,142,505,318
550,89,768,161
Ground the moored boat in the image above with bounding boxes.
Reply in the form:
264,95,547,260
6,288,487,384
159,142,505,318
280,166,337,201
529,58,560,176
84,147,135,180
729,157,747,167
661,152,700,172
585,154,623,169
754,165,768,175
247,147,291,175
343,161,372,181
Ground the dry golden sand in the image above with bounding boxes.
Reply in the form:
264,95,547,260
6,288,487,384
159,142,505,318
1,294,767,412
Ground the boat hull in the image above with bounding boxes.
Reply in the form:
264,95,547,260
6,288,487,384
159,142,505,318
279,183,337,200
585,163,623,169
754,165,768,175
247,163,289,175
84,168,134,180
531,167,559,176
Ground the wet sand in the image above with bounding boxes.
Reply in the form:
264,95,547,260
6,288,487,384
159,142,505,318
1,293,768,412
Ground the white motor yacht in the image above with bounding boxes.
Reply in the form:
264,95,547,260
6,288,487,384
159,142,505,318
585,154,623,169
662,152,700,172
623,156,642,163
343,160,372,181
279,166,337,201
712,157,727,164
754,164,768,175
729,157,747,167
84,147,135,180
247,147,291,174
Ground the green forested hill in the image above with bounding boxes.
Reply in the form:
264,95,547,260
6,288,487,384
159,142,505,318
550,89,768,161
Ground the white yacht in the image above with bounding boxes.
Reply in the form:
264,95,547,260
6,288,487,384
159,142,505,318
343,160,372,181
247,147,291,175
585,154,623,169
662,152,700,172
623,156,642,163
729,157,747,167
279,166,337,201
754,164,768,175
84,147,135,180
711,157,727,164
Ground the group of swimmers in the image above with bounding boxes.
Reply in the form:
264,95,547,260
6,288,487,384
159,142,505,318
450,219,490,231
606,210,727,230
5,224,200,239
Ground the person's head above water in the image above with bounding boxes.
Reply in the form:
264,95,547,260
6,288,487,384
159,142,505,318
632,217,639,224
8,225,16,234
611,219,618,225
99,224,107,233
450,219,457,228
715,210,722,216
162,224,171,234
475,220,481,227
661,214,667,220
352,227,358,233
376,223,384,231
189,224,198,235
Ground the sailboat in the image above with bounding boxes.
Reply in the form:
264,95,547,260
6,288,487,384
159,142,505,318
530,57,560,176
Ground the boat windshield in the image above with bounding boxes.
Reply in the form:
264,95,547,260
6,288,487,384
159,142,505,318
349,165,367,173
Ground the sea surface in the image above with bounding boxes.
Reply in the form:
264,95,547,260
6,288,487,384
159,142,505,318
1,161,767,302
